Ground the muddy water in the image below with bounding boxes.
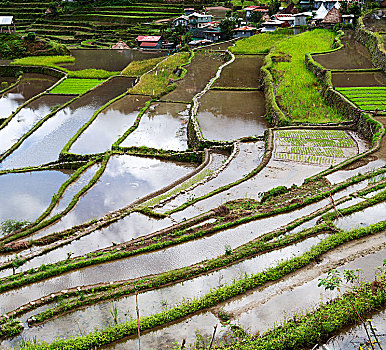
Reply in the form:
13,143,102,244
161,141,265,213
225,243,386,336
0,73,58,119
313,32,373,70
332,71,386,87
29,155,194,240
61,49,165,72
213,55,263,88
0,94,72,154
334,200,386,230
120,102,189,151
16,213,174,274
320,307,386,350
0,197,332,313
0,77,131,169
0,77,16,89
196,90,267,141
7,235,326,346
171,159,328,222
0,170,72,224
69,92,147,155
161,53,224,102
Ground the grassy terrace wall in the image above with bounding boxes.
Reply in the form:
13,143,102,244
356,12,386,72
0,65,65,79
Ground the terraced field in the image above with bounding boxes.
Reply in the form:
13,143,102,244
0,27,386,350
337,86,386,111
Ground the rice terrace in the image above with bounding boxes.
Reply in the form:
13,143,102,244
0,0,386,348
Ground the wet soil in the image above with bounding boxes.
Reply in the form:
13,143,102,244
213,55,263,88
161,53,224,102
0,77,16,90
0,94,72,154
61,49,166,72
196,90,267,141
332,71,386,87
120,102,189,151
69,93,148,154
313,31,374,70
0,170,72,223
0,77,132,169
0,73,58,119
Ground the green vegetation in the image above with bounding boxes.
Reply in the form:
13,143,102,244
272,29,344,123
11,56,118,79
337,87,386,111
128,52,191,97
49,78,104,95
0,34,68,60
230,32,289,54
121,56,165,77
274,129,357,165
0,219,30,236
16,220,386,349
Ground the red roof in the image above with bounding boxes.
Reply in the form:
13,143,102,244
136,35,161,42
140,42,159,47
233,26,256,31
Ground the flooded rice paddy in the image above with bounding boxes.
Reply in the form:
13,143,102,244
1,32,386,349
196,90,267,141
213,55,263,88
61,49,165,71
332,71,386,87
0,169,72,223
0,73,58,119
120,102,190,151
161,52,224,102
69,93,148,154
313,31,374,70
0,77,132,169
0,94,72,154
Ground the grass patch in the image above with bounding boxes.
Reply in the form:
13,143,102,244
11,56,118,79
121,56,165,77
128,52,191,97
230,32,290,54
49,78,103,95
272,29,344,123
337,87,386,111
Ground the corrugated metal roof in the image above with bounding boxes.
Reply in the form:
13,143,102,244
140,42,159,47
0,16,13,25
136,35,161,42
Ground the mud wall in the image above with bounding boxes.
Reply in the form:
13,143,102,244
305,53,381,144
355,16,386,72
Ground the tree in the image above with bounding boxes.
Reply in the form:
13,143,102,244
220,13,241,40
268,0,281,15
249,11,263,24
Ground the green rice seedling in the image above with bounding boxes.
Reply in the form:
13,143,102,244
49,78,104,95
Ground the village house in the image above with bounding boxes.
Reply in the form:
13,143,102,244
274,13,295,26
293,12,312,26
188,12,214,28
173,15,189,27
313,3,329,22
135,35,162,49
314,0,344,10
244,5,269,19
321,7,342,27
184,7,195,16
260,19,284,32
0,16,15,33
233,25,257,38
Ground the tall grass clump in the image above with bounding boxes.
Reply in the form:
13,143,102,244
230,32,290,54
128,52,190,97
121,56,165,77
272,29,344,123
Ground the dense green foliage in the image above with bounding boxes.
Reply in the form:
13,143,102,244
0,34,68,59
49,78,104,94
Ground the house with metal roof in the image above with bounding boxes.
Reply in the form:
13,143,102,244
0,16,15,33
233,26,257,38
